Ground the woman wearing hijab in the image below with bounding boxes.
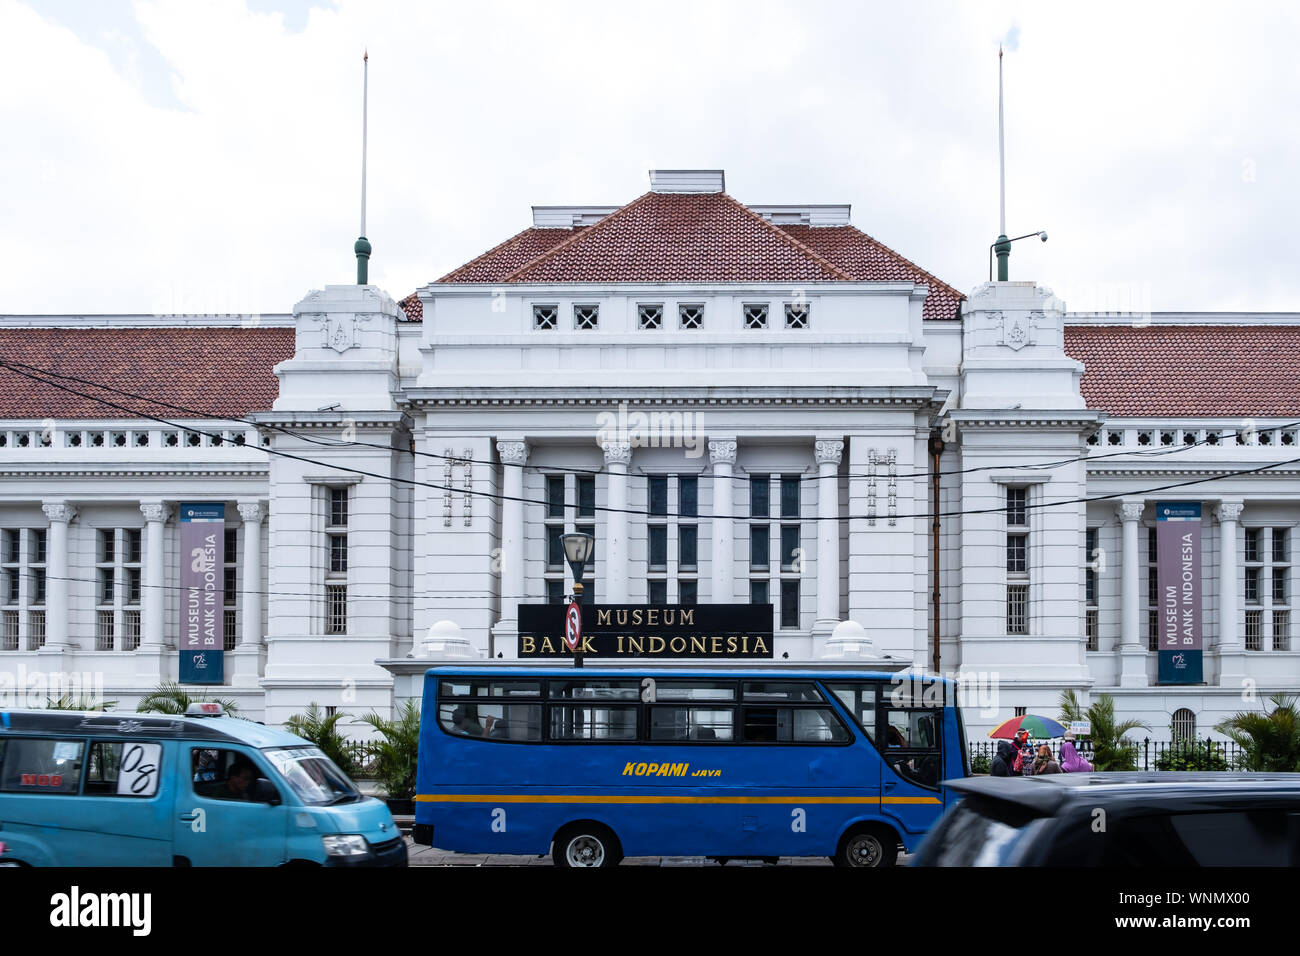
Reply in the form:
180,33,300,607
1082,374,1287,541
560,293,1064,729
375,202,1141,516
1059,731,1094,773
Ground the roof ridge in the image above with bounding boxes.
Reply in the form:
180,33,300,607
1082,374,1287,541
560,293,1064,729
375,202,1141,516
722,193,854,281
438,225,577,283
501,192,656,282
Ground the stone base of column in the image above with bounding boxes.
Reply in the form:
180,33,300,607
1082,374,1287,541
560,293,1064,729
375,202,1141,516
490,623,519,660
1117,646,1150,688
34,645,70,672
1216,644,1247,688
133,645,174,687
229,645,267,686
811,618,840,641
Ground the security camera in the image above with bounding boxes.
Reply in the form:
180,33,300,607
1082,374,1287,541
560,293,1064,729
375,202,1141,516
1039,231,1048,242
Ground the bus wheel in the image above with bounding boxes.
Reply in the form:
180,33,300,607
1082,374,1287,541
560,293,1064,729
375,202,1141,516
834,826,898,868
553,824,622,868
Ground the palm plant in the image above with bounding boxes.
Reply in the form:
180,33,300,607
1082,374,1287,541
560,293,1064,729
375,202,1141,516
1214,694,1300,772
45,693,117,711
136,680,238,716
358,700,421,802
1058,690,1148,771
284,703,361,778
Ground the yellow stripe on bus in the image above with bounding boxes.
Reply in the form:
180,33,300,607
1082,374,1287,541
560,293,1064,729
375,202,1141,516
416,794,942,806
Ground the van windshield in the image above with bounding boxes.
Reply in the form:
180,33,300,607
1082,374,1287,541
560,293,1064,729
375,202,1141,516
263,746,361,806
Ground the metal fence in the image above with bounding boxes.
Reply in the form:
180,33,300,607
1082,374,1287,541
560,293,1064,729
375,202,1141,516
341,741,380,777
968,737,1248,772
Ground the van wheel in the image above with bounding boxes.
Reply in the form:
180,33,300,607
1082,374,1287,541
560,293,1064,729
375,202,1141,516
834,826,898,868
552,823,622,868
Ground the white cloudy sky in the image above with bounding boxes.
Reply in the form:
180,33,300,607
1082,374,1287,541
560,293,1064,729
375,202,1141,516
2,0,1298,316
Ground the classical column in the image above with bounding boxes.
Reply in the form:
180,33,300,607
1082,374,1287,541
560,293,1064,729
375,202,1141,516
138,501,170,650
496,440,528,628
237,501,265,648
1216,501,1244,648
1118,501,1144,648
602,441,631,603
709,440,737,604
1116,500,1148,688
41,501,76,649
814,439,844,636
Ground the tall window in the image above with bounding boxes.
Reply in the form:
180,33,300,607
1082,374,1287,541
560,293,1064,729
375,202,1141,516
646,475,694,604
95,529,141,651
750,475,801,629
545,473,598,605
1171,708,1197,743
223,528,238,652
1146,526,1159,652
1085,526,1100,652
1006,488,1028,635
0,528,33,651
1245,528,1262,651
1273,528,1291,651
325,487,348,634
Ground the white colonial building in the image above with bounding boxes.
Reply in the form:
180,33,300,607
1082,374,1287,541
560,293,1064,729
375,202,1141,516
1,169,1296,740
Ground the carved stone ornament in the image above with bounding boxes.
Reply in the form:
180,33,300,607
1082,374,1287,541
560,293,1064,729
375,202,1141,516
1215,501,1245,523
708,440,738,466
602,441,632,466
326,315,362,353
236,501,264,523
140,501,172,523
42,502,77,523
1116,501,1145,523
1000,314,1033,351
496,441,529,465
814,440,844,466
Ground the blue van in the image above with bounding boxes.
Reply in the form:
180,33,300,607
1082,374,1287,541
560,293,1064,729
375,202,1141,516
0,705,406,866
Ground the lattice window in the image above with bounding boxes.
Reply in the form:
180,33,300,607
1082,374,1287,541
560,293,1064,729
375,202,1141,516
784,303,810,329
325,585,348,635
637,304,663,330
743,304,768,329
1171,707,1196,743
678,304,704,330
574,304,600,330
1245,610,1262,651
1007,585,1028,635
123,610,141,652
532,304,558,330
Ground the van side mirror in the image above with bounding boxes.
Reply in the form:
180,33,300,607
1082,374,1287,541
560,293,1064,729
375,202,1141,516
253,778,281,806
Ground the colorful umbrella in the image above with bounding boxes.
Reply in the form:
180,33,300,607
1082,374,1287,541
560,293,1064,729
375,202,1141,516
987,714,1067,739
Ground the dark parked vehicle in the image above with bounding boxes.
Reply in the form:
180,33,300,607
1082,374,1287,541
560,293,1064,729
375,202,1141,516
913,773,1300,866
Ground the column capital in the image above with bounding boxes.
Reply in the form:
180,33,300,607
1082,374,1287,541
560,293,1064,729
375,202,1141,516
237,501,265,523
601,441,632,466
708,439,737,466
814,439,844,466
1215,500,1245,523
1115,500,1145,523
495,440,529,465
139,500,172,523
41,501,77,524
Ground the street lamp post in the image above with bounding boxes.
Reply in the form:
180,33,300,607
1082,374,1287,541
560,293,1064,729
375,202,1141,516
988,230,1048,281
562,532,596,668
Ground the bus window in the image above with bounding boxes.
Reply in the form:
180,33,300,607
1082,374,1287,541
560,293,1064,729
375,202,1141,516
742,707,850,743
743,682,823,702
549,705,637,741
884,710,942,788
440,680,541,699
549,680,640,701
0,738,84,795
653,681,736,702
438,703,541,741
825,682,879,744
649,707,734,741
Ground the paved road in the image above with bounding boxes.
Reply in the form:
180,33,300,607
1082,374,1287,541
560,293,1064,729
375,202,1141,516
405,837,911,866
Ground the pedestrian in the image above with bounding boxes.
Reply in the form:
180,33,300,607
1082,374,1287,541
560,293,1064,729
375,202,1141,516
1059,731,1094,773
990,740,1019,777
1032,744,1062,775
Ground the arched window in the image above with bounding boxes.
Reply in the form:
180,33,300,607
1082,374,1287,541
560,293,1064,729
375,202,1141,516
1171,708,1196,743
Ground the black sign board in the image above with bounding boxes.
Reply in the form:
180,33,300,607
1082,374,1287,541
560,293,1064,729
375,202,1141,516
517,603,774,659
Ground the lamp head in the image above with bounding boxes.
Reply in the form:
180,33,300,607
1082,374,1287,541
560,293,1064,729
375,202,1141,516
562,531,596,581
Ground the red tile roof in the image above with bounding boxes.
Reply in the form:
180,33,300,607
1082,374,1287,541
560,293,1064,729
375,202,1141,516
1065,325,1300,417
780,225,963,321
413,191,965,319
0,327,296,420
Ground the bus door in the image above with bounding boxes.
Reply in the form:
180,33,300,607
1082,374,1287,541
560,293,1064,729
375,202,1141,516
879,701,946,838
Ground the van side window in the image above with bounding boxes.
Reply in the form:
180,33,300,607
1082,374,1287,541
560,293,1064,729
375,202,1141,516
0,737,83,794
191,748,263,802
826,682,879,743
86,741,163,798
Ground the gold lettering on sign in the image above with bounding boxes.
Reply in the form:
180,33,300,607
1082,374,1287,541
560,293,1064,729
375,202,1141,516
681,609,694,625
632,609,643,625
669,636,686,654
617,610,629,625
541,636,556,654
648,636,665,654
617,636,625,653
690,636,706,654
711,636,722,654
581,636,596,653
597,610,611,627
647,609,659,626
727,636,738,653
754,636,769,655
521,636,536,654
628,636,644,654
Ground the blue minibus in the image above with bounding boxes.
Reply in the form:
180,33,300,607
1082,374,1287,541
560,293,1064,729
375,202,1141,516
413,665,969,866
0,705,406,866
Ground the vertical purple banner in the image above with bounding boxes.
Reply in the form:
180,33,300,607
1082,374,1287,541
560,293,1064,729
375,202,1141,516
1157,502,1203,684
180,502,225,684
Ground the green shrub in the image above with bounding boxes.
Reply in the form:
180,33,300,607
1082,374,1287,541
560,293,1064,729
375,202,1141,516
1215,694,1300,772
970,752,991,775
1058,690,1148,771
284,703,362,778
1153,738,1230,771
138,680,238,716
358,700,421,801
